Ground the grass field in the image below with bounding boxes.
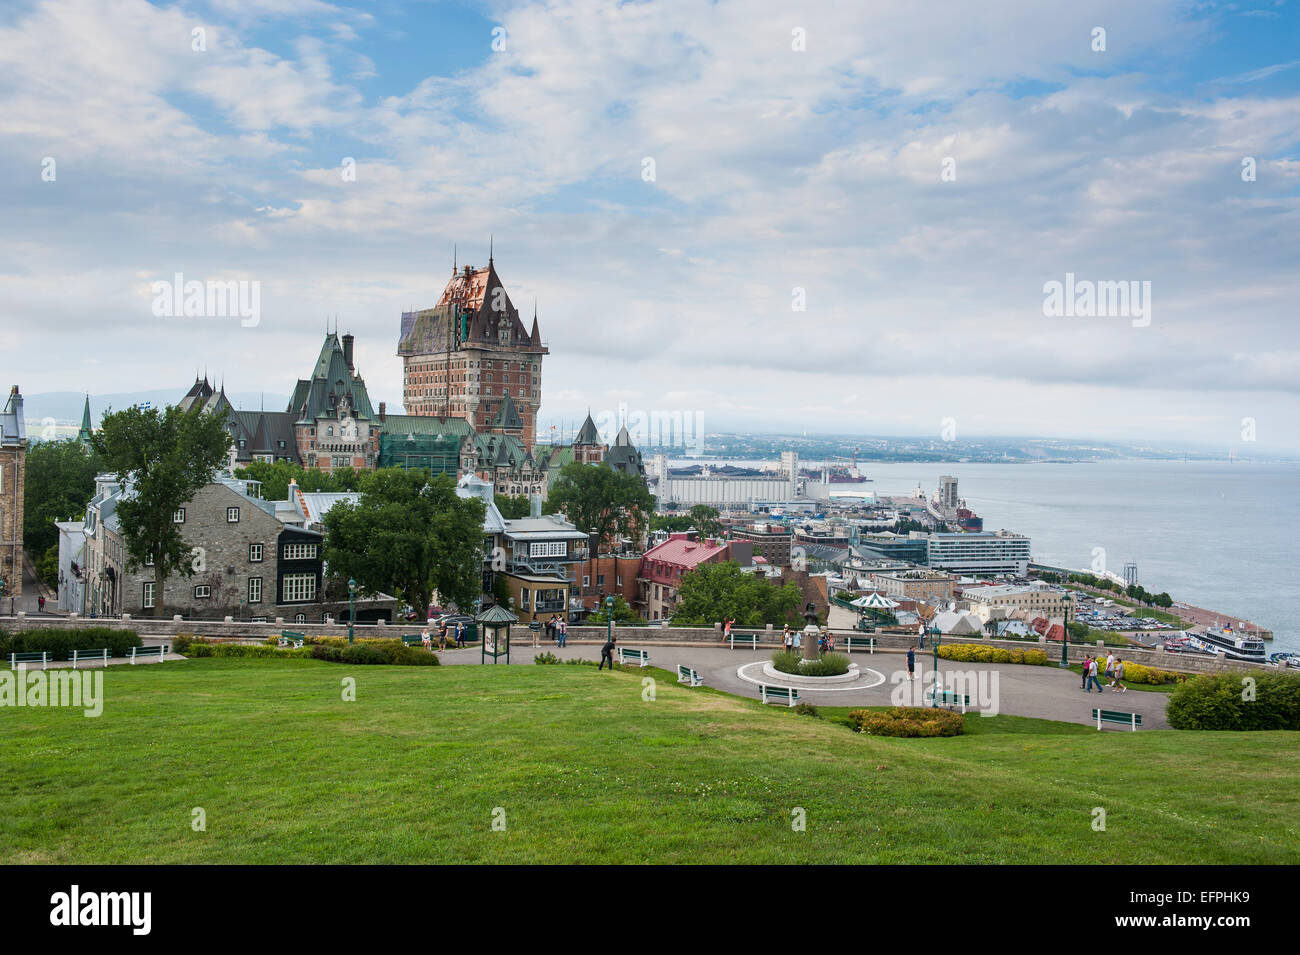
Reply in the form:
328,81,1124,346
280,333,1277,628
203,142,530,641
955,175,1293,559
2,659,1297,864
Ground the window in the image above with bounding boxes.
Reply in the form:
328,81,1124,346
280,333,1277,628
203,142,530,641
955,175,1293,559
333,456,350,468
227,507,240,523
144,554,154,567
282,573,316,603
142,582,155,609
282,542,318,561
295,613,307,624
597,574,605,588
174,508,185,523
520,588,529,609
194,585,211,599
327,426,334,437
528,541,566,558
582,576,590,587
617,575,623,587
249,543,263,562
248,576,262,603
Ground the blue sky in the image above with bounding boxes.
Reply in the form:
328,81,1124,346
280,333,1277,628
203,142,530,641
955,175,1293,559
1,0,1298,452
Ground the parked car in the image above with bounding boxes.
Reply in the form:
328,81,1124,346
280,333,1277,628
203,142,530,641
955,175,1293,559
432,613,474,628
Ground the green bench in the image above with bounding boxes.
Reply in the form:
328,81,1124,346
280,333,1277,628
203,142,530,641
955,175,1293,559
759,684,800,707
9,651,49,670
843,635,875,654
617,647,650,668
728,632,760,650
71,648,109,669
278,630,306,649
400,634,430,647
129,645,168,665
1092,708,1142,731
926,689,971,713
677,664,703,687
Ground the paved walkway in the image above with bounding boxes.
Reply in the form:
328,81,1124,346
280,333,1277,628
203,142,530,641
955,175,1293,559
439,640,1169,729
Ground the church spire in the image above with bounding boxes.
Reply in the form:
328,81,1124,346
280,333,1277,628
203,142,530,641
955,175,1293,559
489,234,493,265
77,394,92,445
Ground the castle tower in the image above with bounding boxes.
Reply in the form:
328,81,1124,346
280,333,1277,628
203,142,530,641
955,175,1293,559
397,249,547,454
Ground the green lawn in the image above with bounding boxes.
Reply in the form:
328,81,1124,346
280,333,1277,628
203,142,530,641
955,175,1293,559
2,659,1296,864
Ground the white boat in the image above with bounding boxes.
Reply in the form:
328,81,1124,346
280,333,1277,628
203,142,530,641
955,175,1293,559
1196,626,1266,663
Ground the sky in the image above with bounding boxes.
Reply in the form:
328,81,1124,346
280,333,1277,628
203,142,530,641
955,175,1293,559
1,0,1298,452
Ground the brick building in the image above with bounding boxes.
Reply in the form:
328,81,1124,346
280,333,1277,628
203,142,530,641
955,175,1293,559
0,386,26,606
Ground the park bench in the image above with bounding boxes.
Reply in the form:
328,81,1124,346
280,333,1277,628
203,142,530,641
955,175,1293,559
71,648,109,669
728,632,760,650
9,651,49,670
677,664,703,687
759,684,800,707
400,634,432,648
1092,708,1142,731
925,689,971,713
129,645,168,665
843,635,875,654
278,630,306,649
617,647,650,668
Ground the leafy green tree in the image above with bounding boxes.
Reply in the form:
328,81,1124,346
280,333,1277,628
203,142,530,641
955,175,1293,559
671,561,803,628
233,460,360,500
23,439,101,558
1067,621,1090,639
1154,592,1173,609
89,404,232,616
322,470,486,618
495,494,531,519
491,571,512,608
545,462,655,551
37,543,59,589
688,504,723,540
650,514,694,533
588,594,644,625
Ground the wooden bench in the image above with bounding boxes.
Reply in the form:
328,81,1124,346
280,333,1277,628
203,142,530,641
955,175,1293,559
1092,708,1142,731
677,664,703,687
843,635,875,654
400,634,432,648
728,632,760,650
926,689,971,713
9,651,49,670
72,648,109,669
129,645,168,665
617,647,650,668
759,684,800,707
278,630,306,649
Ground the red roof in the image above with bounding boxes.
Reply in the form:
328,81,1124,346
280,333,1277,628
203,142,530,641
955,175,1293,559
640,537,728,583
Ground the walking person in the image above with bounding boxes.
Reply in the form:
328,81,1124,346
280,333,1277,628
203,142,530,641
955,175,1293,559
1109,658,1127,693
723,616,734,646
1086,657,1105,693
438,619,448,648
1104,650,1116,680
907,645,916,680
38,595,45,613
792,628,802,652
598,633,616,670
456,622,466,648
1081,655,1092,690
782,625,793,651
558,618,567,648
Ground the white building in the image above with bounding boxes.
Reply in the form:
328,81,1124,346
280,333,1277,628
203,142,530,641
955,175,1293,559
926,531,1031,577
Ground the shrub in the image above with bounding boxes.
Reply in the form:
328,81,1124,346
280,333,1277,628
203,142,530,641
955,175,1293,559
1,627,142,660
534,652,562,665
793,701,820,718
848,706,965,737
1167,672,1300,731
311,643,343,662
771,650,851,676
1116,661,1185,686
937,644,1048,666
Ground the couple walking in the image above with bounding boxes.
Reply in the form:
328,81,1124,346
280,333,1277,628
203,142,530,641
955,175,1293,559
781,625,802,651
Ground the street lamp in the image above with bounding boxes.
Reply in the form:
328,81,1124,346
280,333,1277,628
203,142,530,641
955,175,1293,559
1059,591,1072,667
347,577,357,643
931,628,942,707
604,594,615,646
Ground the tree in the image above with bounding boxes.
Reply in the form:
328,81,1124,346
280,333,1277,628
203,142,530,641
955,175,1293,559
650,514,694,533
89,404,232,616
1154,592,1173,609
671,561,804,628
1067,621,1090,639
688,504,723,540
322,470,486,619
495,494,531,519
233,460,359,500
545,462,655,551
23,439,101,559
588,594,644,625
37,543,59,589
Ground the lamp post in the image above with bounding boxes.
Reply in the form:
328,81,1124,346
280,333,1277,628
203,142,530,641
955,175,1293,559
605,594,615,646
1059,591,1072,667
931,628,942,707
347,577,357,643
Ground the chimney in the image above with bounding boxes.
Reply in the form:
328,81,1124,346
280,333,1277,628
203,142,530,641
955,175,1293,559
378,401,386,422
342,334,355,371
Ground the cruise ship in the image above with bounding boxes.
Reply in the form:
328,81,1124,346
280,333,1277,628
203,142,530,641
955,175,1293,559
1195,626,1267,663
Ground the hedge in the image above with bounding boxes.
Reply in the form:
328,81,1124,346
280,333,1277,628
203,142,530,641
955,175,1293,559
182,634,437,666
848,707,964,737
1113,660,1186,686
936,644,1048,666
771,650,851,676
0,627,143,660
1166,672,1300,731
